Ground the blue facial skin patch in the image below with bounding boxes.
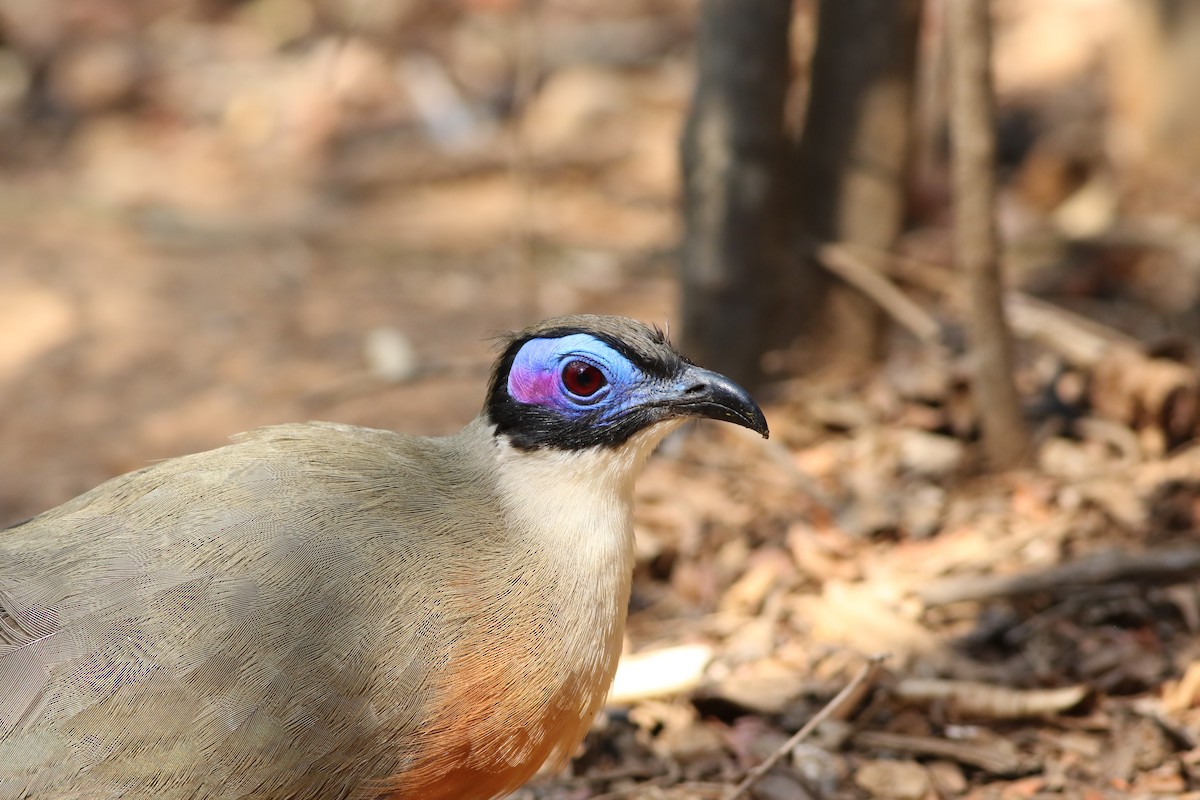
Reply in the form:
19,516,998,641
507,334,645,419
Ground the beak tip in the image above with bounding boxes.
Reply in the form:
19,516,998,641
749,409,770,439
674,365,770,439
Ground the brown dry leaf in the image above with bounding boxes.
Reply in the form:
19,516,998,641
852,759,931,800
720,618,779,664
790,742,846,797
742,772,814,800
670,559,723,612
1164,580,1200,634
991,775,1045,799
719,548,793,617
791,439,849,482
1130,763,1188,796
1037,728,1105,761
796,581,940,664
1068,477,1145,530
722,716,791,771
895,430,966,478
786,523,863,582
925,760,967,795
1105,714,1175,782
1091,346,1200,453
705,658,809,716
627,700,724,763
635,475,704,548
1079,628,1167,693
609,644,713,705
877,523,1022,589
1039,436,1114,481
1161,660,1200,713
49,38,143,113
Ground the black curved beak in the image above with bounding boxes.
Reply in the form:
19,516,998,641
669,364,769,438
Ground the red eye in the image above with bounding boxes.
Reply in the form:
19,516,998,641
562,360,607,397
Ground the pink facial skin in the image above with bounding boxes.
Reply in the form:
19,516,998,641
506,334,625,416
508,364,561,407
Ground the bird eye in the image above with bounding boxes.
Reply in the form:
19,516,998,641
561,360,607,397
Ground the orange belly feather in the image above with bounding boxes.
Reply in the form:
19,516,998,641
373,664,602,800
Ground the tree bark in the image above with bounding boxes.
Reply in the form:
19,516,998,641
679,0,793,387
792,0,922,373
948,0,1030,470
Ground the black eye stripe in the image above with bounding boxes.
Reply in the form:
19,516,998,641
485,320,688,450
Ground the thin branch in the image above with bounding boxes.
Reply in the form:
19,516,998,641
948,0,1030,469
724,654,887,800
919,545,1200,608
851,728,1026,774
817,243,943,345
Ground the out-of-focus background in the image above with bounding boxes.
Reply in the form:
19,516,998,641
0,0,690,514
7,0,1200,796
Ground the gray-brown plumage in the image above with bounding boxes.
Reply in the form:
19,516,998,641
0,315,767,800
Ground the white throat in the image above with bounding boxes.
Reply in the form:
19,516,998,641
487,420,683,708
492,421,682,556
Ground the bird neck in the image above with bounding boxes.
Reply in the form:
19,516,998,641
482,416,682,708
380,418,684,796
480,417,682,621
487,419,682,568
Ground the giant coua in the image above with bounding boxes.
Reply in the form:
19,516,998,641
0,314,768,800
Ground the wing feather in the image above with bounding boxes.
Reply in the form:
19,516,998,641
0,422,490,799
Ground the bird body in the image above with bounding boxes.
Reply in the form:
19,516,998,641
0,316,767,799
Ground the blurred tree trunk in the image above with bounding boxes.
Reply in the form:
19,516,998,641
680,0,922,387
791,0,922,373
679,0,793,387
949,0,1030,469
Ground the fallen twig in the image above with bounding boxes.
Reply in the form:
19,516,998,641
723,654,887,800
851,729,1027,775
919,545,1200,608
1004,294,1136,367
817,243,943,345
819,243,1200,448
892,678,1087,719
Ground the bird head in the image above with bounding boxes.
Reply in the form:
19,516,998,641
484,315,769,451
